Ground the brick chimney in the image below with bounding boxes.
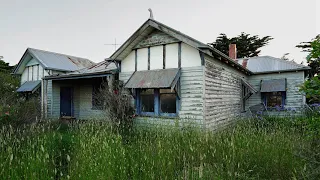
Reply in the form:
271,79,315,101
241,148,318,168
229,44,237,60
242,59,248,68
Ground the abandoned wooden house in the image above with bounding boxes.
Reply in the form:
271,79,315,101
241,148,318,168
14,18,310,129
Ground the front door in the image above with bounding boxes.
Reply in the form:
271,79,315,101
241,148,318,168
60,87,73,117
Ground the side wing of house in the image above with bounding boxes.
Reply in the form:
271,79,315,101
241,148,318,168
204,55,249,129
247,71,306,112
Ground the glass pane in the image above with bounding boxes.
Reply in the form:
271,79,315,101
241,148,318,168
160,94,176,113
266,92,282,107
141,89,154,112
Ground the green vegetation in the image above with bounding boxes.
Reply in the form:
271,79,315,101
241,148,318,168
297,34,320,77
1,114,320,179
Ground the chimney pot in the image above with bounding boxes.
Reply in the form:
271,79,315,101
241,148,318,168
229,44,237,60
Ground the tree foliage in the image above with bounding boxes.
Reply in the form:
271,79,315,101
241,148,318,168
304,36,320,78
297,35,320,78
0,57,14,73
300,76,320,103
209,32,273,58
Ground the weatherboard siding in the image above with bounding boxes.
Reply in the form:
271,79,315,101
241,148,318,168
246,71,305,111
78,84,105,119
204,56,247,129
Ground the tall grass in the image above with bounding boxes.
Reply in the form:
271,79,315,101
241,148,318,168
0,117,319,179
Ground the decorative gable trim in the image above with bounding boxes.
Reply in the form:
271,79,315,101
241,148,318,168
134,29,180,49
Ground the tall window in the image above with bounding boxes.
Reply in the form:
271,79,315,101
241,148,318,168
263,92,286,108
160,89,176,113
141,89,154,113
137,88,178,117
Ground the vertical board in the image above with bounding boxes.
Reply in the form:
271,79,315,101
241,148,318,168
181,43,202,67
121,50,136,72
21,68,28,85
38,66,44,80
166,43,179,68
137,48,148,71
28,66,33,81
150,45,163,70
33,65,38,81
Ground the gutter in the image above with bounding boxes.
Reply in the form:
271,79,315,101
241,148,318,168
44,70,117,80
252,67,311,75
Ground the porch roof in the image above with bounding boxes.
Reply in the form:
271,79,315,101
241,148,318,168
44,70,115,81
260,79,286,92
125,68,181,89
17,80,41,93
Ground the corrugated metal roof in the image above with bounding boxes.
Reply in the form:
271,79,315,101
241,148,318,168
75,61,117,74
237,56,310,73
17,80,41,93
44,61,117,80
260,79,286,92
125,68,180,89
28,48,95,71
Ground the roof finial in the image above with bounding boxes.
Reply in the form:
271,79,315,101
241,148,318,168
148,8,154,20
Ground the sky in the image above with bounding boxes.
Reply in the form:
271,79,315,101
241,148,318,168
0,0,319,65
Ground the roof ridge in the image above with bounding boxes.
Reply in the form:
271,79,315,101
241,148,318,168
28,48,93,62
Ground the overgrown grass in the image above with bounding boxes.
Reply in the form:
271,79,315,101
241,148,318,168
0,116,319,179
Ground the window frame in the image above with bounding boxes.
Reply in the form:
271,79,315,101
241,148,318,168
262,91,286,110
136,88,179,117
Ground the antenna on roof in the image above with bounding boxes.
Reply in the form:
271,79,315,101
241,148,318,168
104,38,121,52
148,8,154,20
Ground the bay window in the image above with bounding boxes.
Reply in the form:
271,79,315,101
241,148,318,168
262,91,286,109
137,88,178,117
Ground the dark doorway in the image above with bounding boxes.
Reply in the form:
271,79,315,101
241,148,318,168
60,87,73,117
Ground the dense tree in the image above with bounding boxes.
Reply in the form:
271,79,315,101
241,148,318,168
0,59,20,108
208,33,273,58
297,35,320,78
0,57,14,73
300,76,320,103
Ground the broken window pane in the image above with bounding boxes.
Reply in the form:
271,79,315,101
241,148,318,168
141,89,154,112
266,92,284,107
160,89,176,113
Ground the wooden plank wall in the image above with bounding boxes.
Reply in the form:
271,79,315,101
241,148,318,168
204,56,247,129
247,71,305,112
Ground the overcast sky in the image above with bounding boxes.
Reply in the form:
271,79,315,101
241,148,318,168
0,0,319,65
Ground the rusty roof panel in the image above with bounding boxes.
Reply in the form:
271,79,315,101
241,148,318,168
125,68,180,89
260,79,286,92
237,56,310,73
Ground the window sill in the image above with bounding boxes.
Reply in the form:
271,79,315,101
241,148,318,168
91,107,104,110
136,113,178,119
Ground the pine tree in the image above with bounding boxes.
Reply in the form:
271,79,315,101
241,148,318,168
208,32,273,58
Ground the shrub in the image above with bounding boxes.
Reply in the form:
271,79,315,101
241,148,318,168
95,79,135,134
